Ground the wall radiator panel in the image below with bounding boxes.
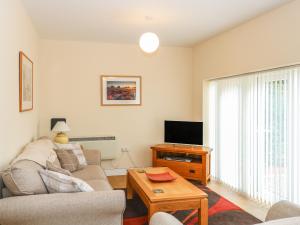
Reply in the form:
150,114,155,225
69,136,118,160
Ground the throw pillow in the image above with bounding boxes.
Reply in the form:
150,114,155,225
39,170,94,193
52,157,62,168
54,149,80,172
2,160,48,196
46,160,72,176
54,143,87,167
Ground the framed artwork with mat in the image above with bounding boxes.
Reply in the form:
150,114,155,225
19,51,33,112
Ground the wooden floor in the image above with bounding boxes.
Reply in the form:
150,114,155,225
107,175,269,221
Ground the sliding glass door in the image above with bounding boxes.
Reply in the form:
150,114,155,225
207,66,300,205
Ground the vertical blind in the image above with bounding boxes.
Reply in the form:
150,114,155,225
207,66,300,205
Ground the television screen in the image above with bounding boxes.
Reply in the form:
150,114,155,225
164,121,203,145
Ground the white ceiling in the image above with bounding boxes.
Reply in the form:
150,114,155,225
21,0,291,46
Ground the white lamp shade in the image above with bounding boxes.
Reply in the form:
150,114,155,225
52,121,70,133
139,32,159,53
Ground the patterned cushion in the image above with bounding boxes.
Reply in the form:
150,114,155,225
54,143,87,167
46,161,72,176
39,170,94,193
54,149,80,172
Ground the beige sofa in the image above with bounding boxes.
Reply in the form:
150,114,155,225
0,141,125,225
150,200,300,225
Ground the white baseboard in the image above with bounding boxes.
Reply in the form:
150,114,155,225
104,168,127,176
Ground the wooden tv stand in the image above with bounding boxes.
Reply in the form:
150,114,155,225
151,144,212,185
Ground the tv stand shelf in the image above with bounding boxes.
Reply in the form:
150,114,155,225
151,144,212,185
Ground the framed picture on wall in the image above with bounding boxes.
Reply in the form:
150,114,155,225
101,75,142,106
19,51,33,112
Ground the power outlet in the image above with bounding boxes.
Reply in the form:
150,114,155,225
121,148,129,152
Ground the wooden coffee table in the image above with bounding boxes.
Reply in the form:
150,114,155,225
127,167,208,225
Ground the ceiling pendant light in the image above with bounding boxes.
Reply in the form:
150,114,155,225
139,32,160,53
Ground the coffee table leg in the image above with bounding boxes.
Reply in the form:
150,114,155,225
126,176,133,199
198,198,208,225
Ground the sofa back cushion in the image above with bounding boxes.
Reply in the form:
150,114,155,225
266,200,300,221
12,139,58,168
2,160,48,196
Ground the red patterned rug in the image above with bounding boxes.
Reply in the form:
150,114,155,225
123,183,261,225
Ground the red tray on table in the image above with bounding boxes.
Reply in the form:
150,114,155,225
145,172,177,182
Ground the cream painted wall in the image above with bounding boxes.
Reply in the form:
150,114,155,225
0,0,39,169
2,0,296,170
39,40,193,168
193,0,300,121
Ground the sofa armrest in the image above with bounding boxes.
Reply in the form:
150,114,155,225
0,190,125,225
82,149,101,166
256,217,300,225
265,201,300,221
150,212,183,225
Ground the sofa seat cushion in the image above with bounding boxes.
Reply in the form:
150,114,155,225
86,179,112,191
72,165,107,181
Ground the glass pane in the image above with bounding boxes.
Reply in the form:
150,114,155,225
264,79,288,201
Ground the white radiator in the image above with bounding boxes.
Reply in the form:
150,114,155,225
69,136,118,160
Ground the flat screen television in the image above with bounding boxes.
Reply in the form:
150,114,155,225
164,120,203,145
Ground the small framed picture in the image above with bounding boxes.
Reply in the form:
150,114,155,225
19,51,33,112
101,75,142,106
